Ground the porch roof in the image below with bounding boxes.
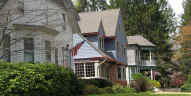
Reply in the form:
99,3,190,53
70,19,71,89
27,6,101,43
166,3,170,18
127,35,155,47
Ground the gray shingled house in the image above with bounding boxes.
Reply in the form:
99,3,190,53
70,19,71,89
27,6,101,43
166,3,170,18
0,0,80,68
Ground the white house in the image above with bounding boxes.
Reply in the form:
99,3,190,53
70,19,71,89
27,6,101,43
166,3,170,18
0,0,80,68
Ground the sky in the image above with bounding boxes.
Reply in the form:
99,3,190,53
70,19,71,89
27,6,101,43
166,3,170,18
167,0,184,23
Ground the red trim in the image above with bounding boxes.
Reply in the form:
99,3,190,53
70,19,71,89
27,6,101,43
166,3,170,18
74,57,105,61
82,32,98,36
74,56,127,65
104,36,116,40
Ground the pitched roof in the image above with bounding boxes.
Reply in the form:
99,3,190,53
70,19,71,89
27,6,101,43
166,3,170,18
74,33,126,65
79,9,120,37
127,35,155,47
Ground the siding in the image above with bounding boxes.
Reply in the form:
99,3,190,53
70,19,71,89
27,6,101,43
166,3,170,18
114,15,127,64
73,34,102,59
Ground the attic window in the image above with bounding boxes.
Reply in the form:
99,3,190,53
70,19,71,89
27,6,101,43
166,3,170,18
98,36,104,50
17,0,24,12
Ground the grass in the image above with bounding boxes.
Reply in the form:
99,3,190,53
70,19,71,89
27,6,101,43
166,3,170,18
89,93,191,96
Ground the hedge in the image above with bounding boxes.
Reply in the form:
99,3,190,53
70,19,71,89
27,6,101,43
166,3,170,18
0,61,83,96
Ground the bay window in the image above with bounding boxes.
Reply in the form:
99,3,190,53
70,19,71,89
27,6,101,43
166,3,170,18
75,63,95,78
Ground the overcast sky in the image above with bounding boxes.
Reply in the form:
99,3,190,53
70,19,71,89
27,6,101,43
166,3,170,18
167,0,184,23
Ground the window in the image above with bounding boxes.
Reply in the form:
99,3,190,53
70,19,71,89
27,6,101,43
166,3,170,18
62,14,66,30
17,0,24,12
75,63,95,78
85,63,95,77
62,47,69,67
116,41,120,56
24,38,34,63
117,67,122,80
45,41,51,62
117,67,126,80
122,45,126,57
55,48,58,65
3,34,10,62
98,36,104,50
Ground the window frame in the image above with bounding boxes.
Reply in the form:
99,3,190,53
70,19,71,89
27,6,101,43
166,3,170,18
75,63,95,78
24,38,34,63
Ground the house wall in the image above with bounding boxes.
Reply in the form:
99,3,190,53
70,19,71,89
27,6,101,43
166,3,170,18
0,0,80,68
115,15,127,64
10,30,54,63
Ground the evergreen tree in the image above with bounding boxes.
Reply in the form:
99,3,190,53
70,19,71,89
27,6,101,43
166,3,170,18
182,0,191,25
75,0,107,12
107,0,176,66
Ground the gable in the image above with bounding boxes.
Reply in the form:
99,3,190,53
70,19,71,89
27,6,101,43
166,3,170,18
79,9,120,37
73,33,103,59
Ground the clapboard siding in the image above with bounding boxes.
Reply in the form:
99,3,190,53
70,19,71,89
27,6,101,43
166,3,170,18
73,34,102,59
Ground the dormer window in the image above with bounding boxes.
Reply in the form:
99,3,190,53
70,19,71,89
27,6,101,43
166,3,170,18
98,36,104,50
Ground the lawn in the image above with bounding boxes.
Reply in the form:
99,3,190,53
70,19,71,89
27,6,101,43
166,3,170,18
89,93,191,96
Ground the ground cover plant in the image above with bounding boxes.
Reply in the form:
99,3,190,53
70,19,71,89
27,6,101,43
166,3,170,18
0,61,83,96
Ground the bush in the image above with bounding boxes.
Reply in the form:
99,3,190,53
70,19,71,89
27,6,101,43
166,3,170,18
81,79,112,88
0,61,83,96
131,73,152,92
112,84,136,93
181,74,191,92
150,80,161,88
83,85,99,94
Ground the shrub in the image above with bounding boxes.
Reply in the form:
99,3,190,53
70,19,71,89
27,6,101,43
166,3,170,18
0,61,83,96
150,80,161,88
81,79,112,88
104,87,113,93
131,73,152,92
112,84,136,93
181,74,191,92
83,85,99,94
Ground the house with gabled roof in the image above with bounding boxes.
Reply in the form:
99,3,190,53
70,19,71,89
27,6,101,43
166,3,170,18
0,0,80,68
127,35,156,82
73,9,128,85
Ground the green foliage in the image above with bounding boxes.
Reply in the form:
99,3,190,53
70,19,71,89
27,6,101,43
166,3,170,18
150,80,161,88
75,0,107,12
182,0,191,25
181,74,191,92
0,61,83,96
112,84,136,93
131,73,152,92
81,79,112,88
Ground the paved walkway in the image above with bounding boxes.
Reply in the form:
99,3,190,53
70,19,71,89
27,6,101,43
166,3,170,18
155,92,191,94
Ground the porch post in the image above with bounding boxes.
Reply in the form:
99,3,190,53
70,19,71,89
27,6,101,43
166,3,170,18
151,68,153,80
149,50,152,62
95,62,99,78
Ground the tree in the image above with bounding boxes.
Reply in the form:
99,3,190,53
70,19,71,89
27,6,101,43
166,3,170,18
182,0,191,25
107,0,176,76
74,0,107,12
178,0,191,75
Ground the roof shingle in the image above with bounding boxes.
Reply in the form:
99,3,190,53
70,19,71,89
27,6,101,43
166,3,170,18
79,9,120,37
127,35,155,47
